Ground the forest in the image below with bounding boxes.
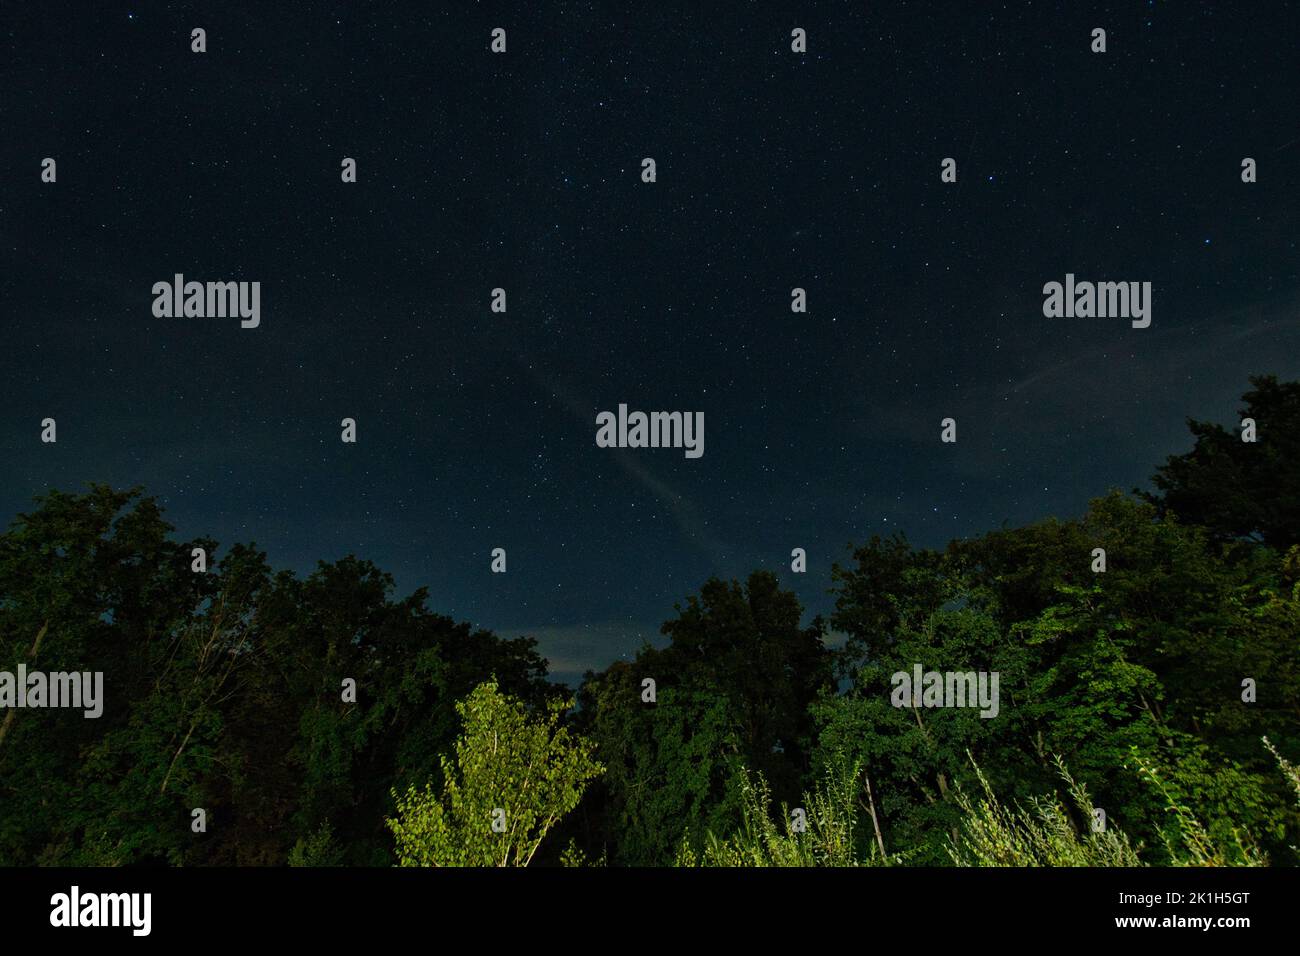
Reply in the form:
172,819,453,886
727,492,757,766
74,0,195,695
2,375,1298,867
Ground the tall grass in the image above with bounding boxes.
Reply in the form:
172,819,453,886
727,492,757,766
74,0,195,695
681,742,1291,866
948,757,1142,866
676,759,892,867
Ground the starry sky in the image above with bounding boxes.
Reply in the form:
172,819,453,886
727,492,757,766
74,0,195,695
2,2,1297,683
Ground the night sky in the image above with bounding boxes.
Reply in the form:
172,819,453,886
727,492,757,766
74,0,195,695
3,2,1297,684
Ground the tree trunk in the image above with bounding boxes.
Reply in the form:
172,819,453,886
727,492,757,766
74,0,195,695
0,621,50,752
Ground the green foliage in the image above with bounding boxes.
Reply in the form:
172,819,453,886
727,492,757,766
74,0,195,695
816,476,1300,865
1130,751,1267,866
1266,736,1300,810
576,570,831,865
677,756,892,867
948,756,1144,866
579,672,745,866
288,824,345,867
0,486,556,866
949,753,1270,868
814,574,1037,863
559,838,602,867
387,680,603,866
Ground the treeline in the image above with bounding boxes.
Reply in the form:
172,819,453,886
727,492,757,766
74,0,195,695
1,375,1298,866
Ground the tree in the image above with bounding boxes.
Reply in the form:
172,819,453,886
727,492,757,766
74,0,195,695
817,489,1300,864
0,486,566,866
0,485,210,865
575,570,831,865
578,665,745,866
387,680,602,866
656,571,831,795
1145,374,1300,548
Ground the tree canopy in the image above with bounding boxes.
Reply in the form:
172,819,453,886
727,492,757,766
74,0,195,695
2,376,1298,867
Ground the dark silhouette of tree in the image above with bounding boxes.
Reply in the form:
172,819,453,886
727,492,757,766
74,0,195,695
1145,374,1300,548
